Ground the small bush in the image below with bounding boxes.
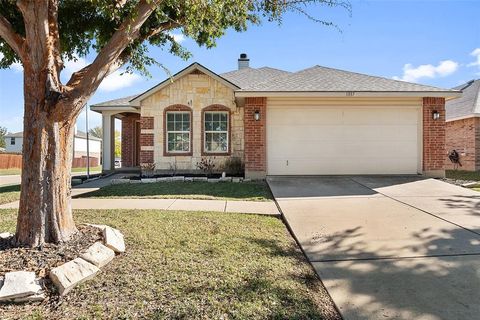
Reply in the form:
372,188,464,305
141,162,156,177
223,157,244,176
196,157,216,176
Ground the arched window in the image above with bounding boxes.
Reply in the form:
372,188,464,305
163,105,193,156
202,105,231,155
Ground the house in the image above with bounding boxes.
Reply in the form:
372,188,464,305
445,79,480,171
91,54,460,178
4,129,102,167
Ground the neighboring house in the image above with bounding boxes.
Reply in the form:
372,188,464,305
91,54,460,178
4,130,102,164
445,79,480,171
4,132,23,153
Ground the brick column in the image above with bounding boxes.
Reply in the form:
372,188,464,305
121,113,140,167
140,116,154,164
423,97,446,177
244,97,267,179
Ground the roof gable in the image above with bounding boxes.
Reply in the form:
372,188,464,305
129,63,239,106
446,79,480,120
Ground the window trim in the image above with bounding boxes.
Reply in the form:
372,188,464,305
10,137,15,145
201,105,231,156
163,105,193,156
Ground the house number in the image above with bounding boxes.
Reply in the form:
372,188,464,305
346,91,355,96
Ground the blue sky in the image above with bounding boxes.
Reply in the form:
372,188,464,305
1,0,479,133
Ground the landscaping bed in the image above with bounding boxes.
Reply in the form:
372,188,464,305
76,181,274,201
0,209,340,319
0,225,99,276
444,170,480,191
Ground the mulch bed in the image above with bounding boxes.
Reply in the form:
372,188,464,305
0,225,101,304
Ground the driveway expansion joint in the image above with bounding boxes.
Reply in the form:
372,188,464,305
349,177,480,238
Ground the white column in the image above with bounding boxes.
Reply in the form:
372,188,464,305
102,112,115,171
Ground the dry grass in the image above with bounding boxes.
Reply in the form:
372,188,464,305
0,209,339,320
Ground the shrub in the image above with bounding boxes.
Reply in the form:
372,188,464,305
223,157,244,176
141,162,156,177
196,157,216,176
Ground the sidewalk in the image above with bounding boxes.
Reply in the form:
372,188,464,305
0,198,280,216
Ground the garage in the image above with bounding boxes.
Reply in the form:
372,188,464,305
267,100,422,175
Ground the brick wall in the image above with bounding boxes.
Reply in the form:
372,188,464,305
445,117,478,171
141,116,154,130
244,97,267,178
423,97,446,176
121,113,140,167
139,116,155,164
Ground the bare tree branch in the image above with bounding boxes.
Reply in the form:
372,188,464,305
66,0,161,111
0,13,26,61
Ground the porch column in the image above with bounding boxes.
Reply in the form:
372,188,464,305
102,112,115,172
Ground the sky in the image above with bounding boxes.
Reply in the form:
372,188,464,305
0,0,479,133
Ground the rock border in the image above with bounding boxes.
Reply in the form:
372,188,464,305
111,176,251,185
0,225,125,303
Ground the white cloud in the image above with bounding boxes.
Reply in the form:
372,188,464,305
468,48,480,68
98,69,141,92
393,60,459,83
59,55,140,92
63,56,88,76
169,33,186,43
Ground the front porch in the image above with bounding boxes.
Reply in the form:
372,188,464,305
91,101,141,172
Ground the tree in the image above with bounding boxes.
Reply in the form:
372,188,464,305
89,126,102,139
0,0,350,247
0,126,7,148
114,130,121,158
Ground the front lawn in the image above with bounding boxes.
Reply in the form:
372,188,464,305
0,209,339,319
77,181,274,201
0,184,20,205
0,168,22,175
446,170,480,181
71,166,102,173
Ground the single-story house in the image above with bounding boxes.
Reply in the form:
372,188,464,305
445,79,480,171
4,129,102,167
91,54,461,179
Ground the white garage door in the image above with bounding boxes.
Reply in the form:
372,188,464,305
267,104,421,175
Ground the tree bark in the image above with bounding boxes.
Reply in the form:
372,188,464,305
15,68,77,247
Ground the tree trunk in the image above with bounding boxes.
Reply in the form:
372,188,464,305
15,70,77,247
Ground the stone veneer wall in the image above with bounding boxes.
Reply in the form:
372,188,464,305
139,72,244,171
423,97,446,177
445,117,480,171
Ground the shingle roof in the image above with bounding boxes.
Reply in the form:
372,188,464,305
445,80,480,120
5,131,102,141
91,95,137,107
239,65,455,92
4,131,23,138
75,130,102,141
221,67,291,89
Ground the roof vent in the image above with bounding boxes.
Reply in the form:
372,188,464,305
238,53,249,70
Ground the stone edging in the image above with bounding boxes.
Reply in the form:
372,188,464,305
0,225,125,303
111,176,252,185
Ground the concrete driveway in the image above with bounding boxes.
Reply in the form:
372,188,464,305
268,176,480,320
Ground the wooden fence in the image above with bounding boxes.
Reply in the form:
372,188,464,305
0,153,99,169
0,153,22,169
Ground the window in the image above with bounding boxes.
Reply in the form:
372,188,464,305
166,112,190,153
204,111,228,153
10,138,15,145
